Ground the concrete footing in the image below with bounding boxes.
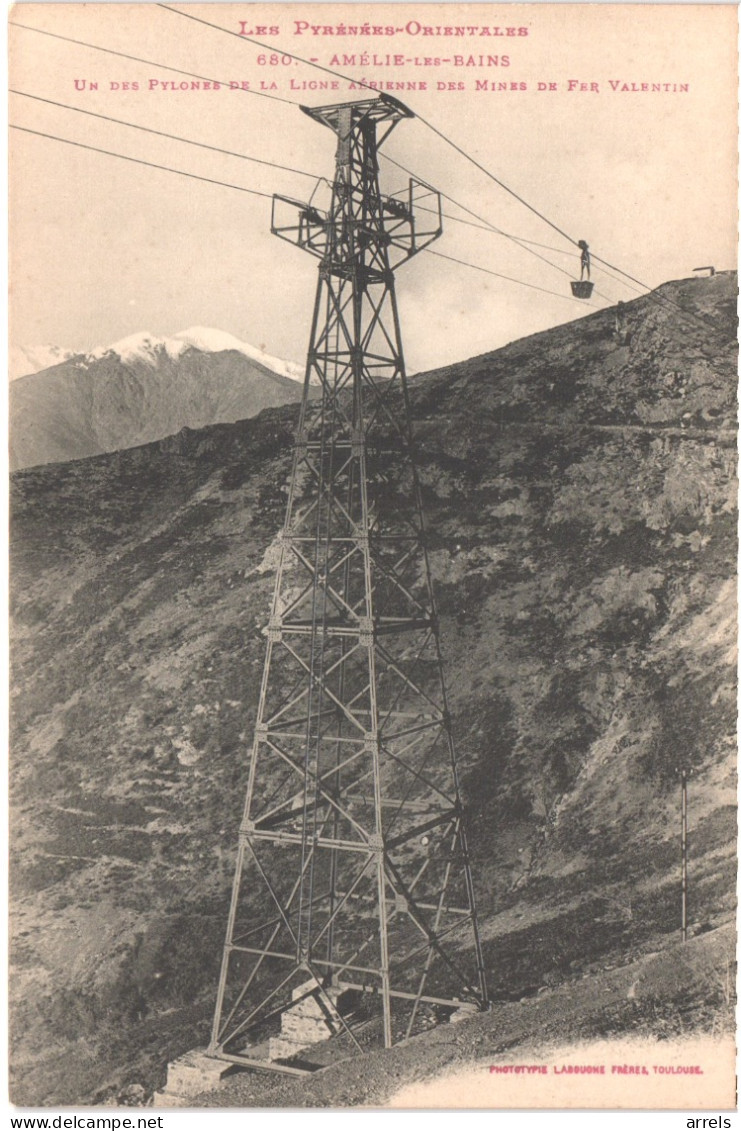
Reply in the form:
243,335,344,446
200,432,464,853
152,1048,233,1107
268,979,349,1062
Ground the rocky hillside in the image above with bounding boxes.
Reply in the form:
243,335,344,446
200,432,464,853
9,329,305,470
9,273,737,1105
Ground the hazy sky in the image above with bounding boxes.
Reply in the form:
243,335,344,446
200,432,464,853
9,2,738,374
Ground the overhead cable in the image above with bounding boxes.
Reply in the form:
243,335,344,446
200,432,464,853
10,123,607,309
10,124,275,198
9,18,299,106
11,89,324,181
428,250,599,307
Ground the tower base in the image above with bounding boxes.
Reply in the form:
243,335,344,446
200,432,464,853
268,979,351,1061
152,1048,233,1108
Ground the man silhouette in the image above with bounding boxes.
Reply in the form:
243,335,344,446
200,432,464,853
578,239,591,280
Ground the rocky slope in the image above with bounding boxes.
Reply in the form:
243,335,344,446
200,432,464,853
9,273,737,1105
9,329,304,470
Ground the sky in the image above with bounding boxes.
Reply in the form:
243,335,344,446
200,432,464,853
8,2,739,374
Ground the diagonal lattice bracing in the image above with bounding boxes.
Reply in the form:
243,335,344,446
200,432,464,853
211,95,487,1067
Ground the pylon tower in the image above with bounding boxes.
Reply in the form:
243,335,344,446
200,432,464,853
210,94,487,1068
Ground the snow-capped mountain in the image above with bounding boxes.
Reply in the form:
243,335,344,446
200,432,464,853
86,328,305,383
9,328,307,470
10,344,76,381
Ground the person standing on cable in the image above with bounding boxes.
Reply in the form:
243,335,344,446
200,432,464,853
578,240,591,280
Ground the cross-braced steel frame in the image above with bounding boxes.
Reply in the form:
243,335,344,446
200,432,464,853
210,94,487,1067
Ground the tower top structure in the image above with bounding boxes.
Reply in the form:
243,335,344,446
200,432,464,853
300,91,414,128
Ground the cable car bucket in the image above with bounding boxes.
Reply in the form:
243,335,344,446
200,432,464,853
570,279,594,299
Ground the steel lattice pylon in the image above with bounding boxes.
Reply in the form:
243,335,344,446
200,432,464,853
210,94,487,1068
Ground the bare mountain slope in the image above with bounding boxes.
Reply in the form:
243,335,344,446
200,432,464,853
9,273,737,1104
9,331,304,470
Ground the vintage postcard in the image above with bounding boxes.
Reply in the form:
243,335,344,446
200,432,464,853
8,1,738,1113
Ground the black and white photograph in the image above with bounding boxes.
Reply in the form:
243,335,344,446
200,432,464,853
8,2,739,1113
